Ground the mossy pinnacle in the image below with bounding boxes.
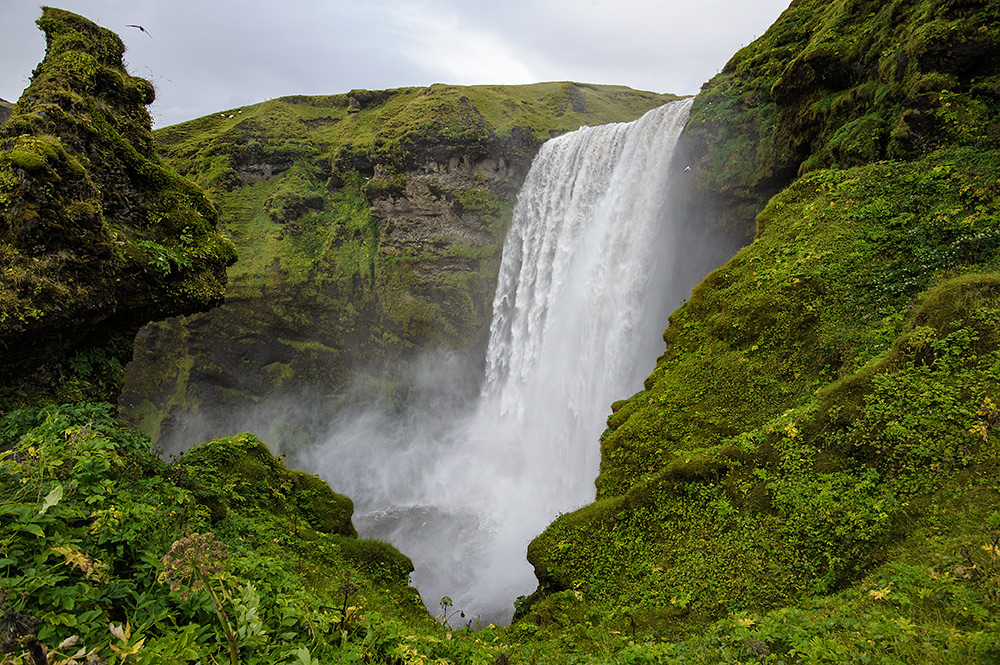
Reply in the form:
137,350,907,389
0,8,236,406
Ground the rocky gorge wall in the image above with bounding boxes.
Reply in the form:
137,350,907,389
119,84,679,451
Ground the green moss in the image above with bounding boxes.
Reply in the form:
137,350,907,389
0,8,235,406
684,0,1000,236
333,537,414,584
291,471,357,537
175,432,358,538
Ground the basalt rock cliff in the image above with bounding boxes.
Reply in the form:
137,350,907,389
0,8,235,406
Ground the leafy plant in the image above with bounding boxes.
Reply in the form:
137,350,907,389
159,532,239,665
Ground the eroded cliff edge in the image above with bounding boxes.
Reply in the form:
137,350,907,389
0,8,235,405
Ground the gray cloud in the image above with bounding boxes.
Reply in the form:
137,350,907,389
1,0,789,128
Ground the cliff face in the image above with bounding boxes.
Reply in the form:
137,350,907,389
522,0,1000,652
0,8,235,406
120,84,678,450
679,0,1000,238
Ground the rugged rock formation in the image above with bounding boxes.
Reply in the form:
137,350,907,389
0,8,235,406
681,0,1000,239
120,84,677,451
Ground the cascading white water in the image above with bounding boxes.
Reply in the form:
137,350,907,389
305,98,695,624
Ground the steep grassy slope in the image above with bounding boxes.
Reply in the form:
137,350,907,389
0,8,235,407
120,84,678,450
518,0,1000,661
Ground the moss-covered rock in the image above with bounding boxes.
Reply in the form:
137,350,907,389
174,432,357,538
0,8,236,407
681,0,1000,239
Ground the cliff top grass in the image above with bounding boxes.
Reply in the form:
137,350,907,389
156,82,678,168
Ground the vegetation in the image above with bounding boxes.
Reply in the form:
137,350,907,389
684,0,1000,235
520,151,1000,661
0,403,489,664
516,0,1000,661
5,0,1000,662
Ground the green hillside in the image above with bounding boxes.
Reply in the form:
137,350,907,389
519,0,1000,661
121,83,678,450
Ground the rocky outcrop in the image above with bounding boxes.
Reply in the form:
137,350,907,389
0,9,235,406
680,0,1000,240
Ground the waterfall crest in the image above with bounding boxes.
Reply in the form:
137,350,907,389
307,98,695,624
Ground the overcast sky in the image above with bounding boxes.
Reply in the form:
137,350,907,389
1,0,791,128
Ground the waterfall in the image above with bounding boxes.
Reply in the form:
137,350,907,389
306,98,696,624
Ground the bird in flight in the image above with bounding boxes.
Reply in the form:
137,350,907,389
126,24,153,38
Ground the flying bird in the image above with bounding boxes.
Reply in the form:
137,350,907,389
126,24,153,38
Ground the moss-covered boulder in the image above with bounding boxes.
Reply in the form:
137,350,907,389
174,432,358,538
0,8,236,407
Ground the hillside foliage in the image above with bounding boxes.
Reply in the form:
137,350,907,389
4,0,1000,663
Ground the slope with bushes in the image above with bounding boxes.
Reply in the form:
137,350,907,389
0,403,507,664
